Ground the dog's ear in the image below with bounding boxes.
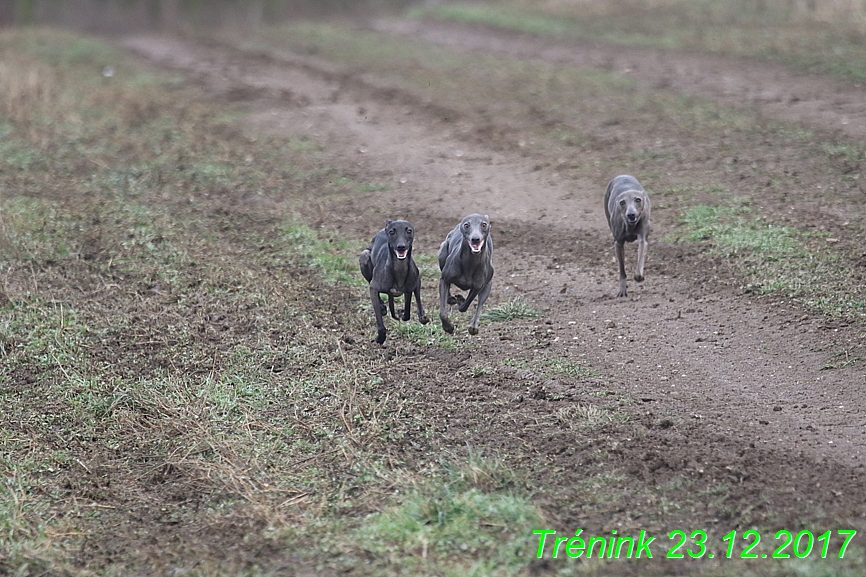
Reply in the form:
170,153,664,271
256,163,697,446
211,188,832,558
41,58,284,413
385,219,393,227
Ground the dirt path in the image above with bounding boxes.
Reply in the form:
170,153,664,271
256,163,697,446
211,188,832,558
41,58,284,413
119,24,866,529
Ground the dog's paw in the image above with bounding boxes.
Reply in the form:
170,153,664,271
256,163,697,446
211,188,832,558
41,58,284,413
468,326,479,336
401,312,411,321
419,314,430,325
441,319,454,334
634,273,644,283
376,330,387,345
617,289,628,298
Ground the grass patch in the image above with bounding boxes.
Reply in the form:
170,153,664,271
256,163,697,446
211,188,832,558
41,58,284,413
674,203,866,318
408,3,584,39
481,296,540,322
679,204,804,256
356,452,542,576
284,222,367,286
546,358,597,378
412,0,866,82
392,319,459,349
820,349,866,371
502,356,597,381
555,404,616,429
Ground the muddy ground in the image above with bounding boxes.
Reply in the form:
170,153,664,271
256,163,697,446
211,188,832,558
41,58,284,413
5,12,866,575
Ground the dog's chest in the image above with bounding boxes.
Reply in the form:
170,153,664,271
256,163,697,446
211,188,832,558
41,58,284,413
452,263,491,289
386,265,414,293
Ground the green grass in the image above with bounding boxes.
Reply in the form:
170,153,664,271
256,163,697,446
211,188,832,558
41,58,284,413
679,204,804,256
411,0,866,82
502,355,597,382
284,222,368,286
392,319,459,349
356,452,543,577
673,203,866,318
481,296,540,322
407,3,585,40
0,470,75,576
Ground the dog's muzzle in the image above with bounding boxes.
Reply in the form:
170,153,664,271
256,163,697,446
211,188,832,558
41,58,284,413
469,238,485,253
626,213,639,224
395,246,408,260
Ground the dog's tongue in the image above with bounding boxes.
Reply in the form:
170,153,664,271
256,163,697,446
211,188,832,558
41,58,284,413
396,249,408,260
470,239,484,253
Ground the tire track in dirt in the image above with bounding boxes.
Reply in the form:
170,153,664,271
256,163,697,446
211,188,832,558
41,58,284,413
118,32,866,525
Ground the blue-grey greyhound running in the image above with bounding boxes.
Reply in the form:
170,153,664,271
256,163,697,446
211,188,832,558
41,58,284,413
359,219,429,344
604,175,651,298
438,213,494,335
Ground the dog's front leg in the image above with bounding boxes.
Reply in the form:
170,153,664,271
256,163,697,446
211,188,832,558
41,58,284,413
401,291,412,321
615,241,628,298
439,278,454,334
414,282,429,324
634,234,648,283
371,287,388,344
467,281,492,335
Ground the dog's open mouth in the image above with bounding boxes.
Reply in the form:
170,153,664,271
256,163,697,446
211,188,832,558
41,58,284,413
469,239,484,253
395,249,408,260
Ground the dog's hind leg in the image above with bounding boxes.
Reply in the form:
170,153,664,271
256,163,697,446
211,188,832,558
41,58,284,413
359,248,373,283
388,294,399,320
467,281,492,335
439,278,454,334
634,234,648,283
615,241,628,298
457,288,479,313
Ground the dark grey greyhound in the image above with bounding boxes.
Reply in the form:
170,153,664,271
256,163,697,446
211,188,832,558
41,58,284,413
604,174,651,298
438,213,494,335
359,219,429,344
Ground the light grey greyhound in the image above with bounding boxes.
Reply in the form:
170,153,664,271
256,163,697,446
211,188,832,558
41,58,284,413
438,213,494,335
360,219,429,344
604,175,651,298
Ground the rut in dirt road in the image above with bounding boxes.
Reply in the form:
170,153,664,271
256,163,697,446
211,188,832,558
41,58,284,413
118,29,866,525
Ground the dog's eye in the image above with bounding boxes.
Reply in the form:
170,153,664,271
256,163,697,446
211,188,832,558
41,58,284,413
389,229,396,235
463,223,470,229
634,198,642,204
619,200,626,206
406,228,413,235
481,222,488,229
